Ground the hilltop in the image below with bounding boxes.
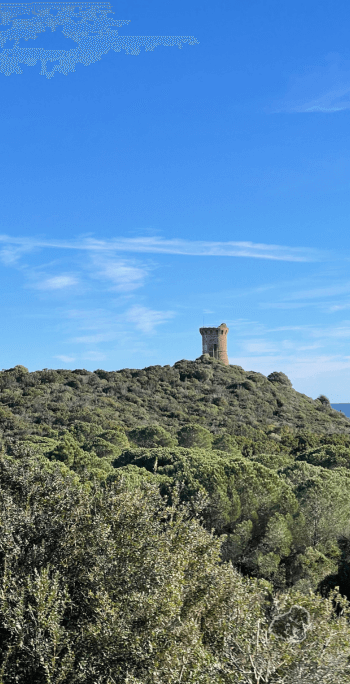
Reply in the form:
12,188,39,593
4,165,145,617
0,356,349,446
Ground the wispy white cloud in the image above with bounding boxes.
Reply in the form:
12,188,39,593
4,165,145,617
310,322,350,339
72,333,115,344
287,88,350,114
261,302,313,310
328,302,350,312
89,255,148,291
237,320,350,347
260,280,350,311
35,275,78,290
244,339,279,353
65,308,109,325
83,237,321,262
231,314,350,394
0,243,35,265
83,351,107,362
269,325,307,332
54,354,76,363
273,54,350,113
284,282,350,301
0,234,323,262
126,305,175,333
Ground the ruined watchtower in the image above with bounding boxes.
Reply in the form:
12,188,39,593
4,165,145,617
199,323,229,365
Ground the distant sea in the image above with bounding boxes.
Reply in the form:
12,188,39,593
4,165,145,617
331,404,350,417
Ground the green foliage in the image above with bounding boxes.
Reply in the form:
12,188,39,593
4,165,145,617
216,580,350,684
177,424,213,449
48,433,113,480
115,446,301,581
267,371,292,386
297,444,350,469
0,358,348,449
291,466,350,548
99,426,130,450
115,444,350,591
0,453,225,682
1,348,350,592
212,432,239,453
129,424,177,448
49,432,83,468
1,454,350,683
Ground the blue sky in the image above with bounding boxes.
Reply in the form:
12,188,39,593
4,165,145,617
2,0,350,400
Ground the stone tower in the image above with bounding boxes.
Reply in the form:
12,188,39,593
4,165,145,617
199,323,229,365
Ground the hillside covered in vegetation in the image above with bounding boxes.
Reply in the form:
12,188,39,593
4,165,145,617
1,355,349,442
2,357,350,682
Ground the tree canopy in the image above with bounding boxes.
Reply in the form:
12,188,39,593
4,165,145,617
1,453,350,684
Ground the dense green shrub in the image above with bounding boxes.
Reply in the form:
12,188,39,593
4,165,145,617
1,454,350,684
296,444,350,469
267,371,293,387
177,424,213,449
212,433,239,453
128,425,177,448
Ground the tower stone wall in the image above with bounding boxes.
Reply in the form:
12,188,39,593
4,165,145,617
199,323,229,365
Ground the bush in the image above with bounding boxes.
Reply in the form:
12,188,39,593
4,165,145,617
212,433,239,453
1,454,350,683
177,424,213,449
128,425,177,448
267,371,292,387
